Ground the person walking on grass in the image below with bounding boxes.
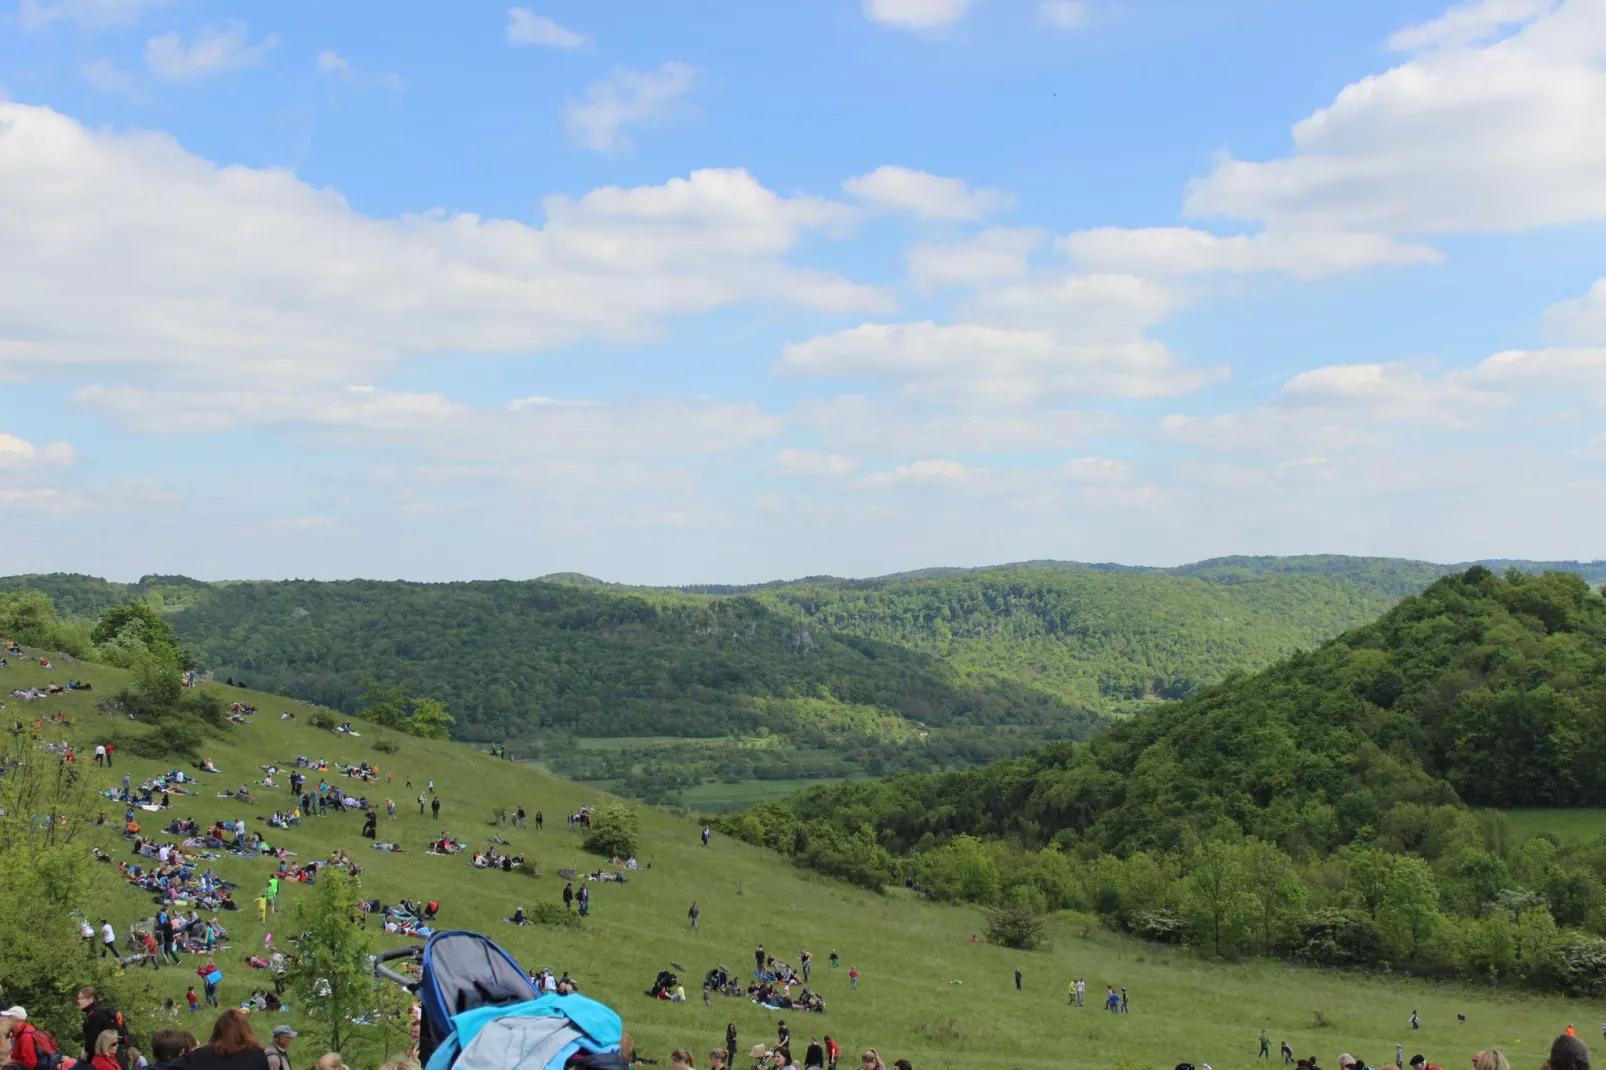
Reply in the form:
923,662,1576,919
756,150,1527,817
1067,980,1075,1006
535,810,544,832
517,807,525,829
847,967,858,991
1260,1031,1270,1059
1283,1041,1295,1065
417,794,426,816
688,902,700,931
431,797,440,821
1013,968,1021,991
99,920,116,959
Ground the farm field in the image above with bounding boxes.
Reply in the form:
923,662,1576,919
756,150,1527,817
4,655,1597,1070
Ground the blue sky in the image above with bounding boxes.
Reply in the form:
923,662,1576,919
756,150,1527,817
2,0,1605,584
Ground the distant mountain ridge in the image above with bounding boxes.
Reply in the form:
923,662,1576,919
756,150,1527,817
4,555,1602,763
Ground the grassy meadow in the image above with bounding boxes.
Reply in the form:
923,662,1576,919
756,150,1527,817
1501,810,1606,844
4,655,1598,1070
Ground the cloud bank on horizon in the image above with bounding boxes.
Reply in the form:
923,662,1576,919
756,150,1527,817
3,0,1606,583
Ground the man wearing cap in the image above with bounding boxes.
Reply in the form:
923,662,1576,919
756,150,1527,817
266,1025,296,1070
4,1006,52,1070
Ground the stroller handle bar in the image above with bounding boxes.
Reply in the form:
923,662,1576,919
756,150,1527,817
371,944,423,987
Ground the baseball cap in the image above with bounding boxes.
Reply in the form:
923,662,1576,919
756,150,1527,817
1,1007,26,1020
271,1026,298,1038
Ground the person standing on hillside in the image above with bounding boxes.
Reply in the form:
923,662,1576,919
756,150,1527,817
847,967,858,991
517,807,526,829
577,885,589,917
804,1038,824,1070
562,883,574,912
1120,986,1129,1013
688,902,699,931
755,945,766,973
99,920,116,959
1013,968,1021,991
417,793,426,815
431,797,440,820
535,811,543,831
1408,1011,1419,1032
1259,1031,1270,1059
824,1036,838,1070
1283,1041,1295,1064
725,1024,738,1063
701,826,711,847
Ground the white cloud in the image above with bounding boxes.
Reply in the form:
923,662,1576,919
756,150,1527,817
843,166,1014,221
773,449,860,477
1039,0,1088,28
316,50,353,78
777,318,1218,405
864,458,975,486
507,9,588,48
793,395,1121,455
19,0,172,30
907,228,1042,288
1163,361,1511,458
1387,0,1555,52
315,50,403,90
145,22,278,81
1473,346,1606,404
0,103,882,397
1061,456,1131,483
1185,0,1606,235
1061,226,1441,279
1542,279,1606,344
82,58,134,94
0,433,75,470
864,0,972,29
566,62,696,152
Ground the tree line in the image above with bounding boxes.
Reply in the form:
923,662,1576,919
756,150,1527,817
714,568,1606,994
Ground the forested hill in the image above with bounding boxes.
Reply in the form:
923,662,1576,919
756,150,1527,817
0,574,1097,750
751,567,1606,859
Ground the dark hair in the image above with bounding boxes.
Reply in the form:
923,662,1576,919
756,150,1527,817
1550,1035,1591,1070
208,1010,261,1058
152,1030,197,1062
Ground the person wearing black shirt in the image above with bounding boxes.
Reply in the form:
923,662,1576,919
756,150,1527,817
804,1039,825,1070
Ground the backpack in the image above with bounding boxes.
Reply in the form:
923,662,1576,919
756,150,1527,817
20,1023,63,1070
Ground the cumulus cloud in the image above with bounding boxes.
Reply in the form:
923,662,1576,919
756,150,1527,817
777,317,1218,406
863,458,975,486
315,50,403,90
793,395,1121,455
0,103,883,398
844,166,1014,221
1039,1,1088,28
145,22,278,81
566,62,696,152
1387,0,1555,52
19,0,171,29
907,228,1043,289
773,449,860,477
864,0,972,29
1062,226,1441,279
1185,0,1606,235
507,9,587,48
0,433,75,470
1542,279,1606,343
82,58,134,94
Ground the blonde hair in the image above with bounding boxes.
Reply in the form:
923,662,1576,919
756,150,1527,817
1475,1052,1512,1070
314,1054,348,1070
97,1030,122,1056
861,1051,884,1070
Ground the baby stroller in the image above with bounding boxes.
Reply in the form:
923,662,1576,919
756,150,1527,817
374,930,626,1070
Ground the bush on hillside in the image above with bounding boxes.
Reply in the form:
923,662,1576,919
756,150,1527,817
371,737,399,754
583,804,640,858
310,711,339,731
984,899,1049,951
518,901,580,929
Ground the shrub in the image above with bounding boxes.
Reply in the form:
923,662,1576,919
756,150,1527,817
984,899,1050,951
371,737,399,755
520,901,581,929
116,718,206,759
1129,908,1188,944
582,804,640,858
310,712,339,731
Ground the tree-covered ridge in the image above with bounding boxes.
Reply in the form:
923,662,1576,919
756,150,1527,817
741,567,1419,707
139,578,1099,747
736,567,1606,858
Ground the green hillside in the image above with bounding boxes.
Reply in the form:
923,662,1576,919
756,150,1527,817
0,654,1596,1070
719,568,1606,990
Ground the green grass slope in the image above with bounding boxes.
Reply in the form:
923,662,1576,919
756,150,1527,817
3,655,1595,1070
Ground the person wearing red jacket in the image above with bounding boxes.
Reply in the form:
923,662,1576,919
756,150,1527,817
3,1008,59,1070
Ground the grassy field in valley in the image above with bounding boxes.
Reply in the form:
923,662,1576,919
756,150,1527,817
5,655,1599,1070
1502,809,1606,843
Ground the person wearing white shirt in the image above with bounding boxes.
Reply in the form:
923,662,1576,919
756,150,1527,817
100,921,116,958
